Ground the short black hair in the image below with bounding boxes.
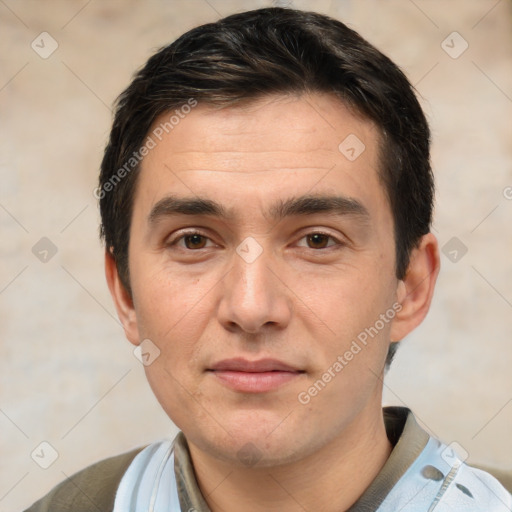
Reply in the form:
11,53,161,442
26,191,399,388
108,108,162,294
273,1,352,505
98,7,434,365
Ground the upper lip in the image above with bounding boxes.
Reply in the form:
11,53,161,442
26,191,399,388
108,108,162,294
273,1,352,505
208,358,302,373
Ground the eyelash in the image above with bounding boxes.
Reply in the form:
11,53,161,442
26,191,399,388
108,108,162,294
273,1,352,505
167,229,344,251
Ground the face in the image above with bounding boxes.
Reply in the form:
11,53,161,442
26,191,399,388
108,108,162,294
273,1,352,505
117,93,408,467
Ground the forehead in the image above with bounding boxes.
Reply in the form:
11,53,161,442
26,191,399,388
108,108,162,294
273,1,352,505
135,93,388,223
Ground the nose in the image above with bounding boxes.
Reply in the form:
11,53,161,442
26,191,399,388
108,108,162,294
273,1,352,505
217,243,292,335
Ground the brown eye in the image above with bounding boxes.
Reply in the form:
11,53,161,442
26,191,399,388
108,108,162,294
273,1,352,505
307,233,331,249
183,234,208,249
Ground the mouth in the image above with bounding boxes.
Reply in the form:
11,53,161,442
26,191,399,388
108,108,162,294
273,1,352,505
207,358,305,393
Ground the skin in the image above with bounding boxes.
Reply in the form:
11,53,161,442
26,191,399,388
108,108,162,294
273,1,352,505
106,92,440,511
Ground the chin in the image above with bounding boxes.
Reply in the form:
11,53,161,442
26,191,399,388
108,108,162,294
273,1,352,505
204,434,308,469
185,412,318,469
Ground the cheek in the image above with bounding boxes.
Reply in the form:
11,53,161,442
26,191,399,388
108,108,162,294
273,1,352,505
296,262,392,331
130,273,218,413
132,265,212,340
296,266,396,382
137,281,213,430
143,362,197,434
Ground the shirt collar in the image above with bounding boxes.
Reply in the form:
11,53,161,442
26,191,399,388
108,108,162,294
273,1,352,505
173,406,430,511
347,406,430,511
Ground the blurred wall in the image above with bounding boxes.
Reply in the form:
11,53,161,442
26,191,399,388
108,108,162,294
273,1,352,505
1,0,511,510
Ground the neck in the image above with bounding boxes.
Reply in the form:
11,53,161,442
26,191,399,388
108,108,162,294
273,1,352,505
187,403,392,512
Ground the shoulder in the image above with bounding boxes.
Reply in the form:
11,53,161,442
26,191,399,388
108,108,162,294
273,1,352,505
381,409,512,511
471,464,512,494
23,446,145,512
417,437,512,511
452,462,512,511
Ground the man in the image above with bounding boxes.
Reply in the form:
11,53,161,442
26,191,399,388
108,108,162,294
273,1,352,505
26,7,511,512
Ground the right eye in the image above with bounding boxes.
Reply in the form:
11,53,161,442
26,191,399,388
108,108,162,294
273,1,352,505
167,230,216,250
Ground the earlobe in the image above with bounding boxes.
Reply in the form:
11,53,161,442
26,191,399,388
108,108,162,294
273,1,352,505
390,233,440,342
104,250,140,346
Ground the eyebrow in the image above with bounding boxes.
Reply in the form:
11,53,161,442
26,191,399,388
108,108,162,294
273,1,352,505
147,194,370,226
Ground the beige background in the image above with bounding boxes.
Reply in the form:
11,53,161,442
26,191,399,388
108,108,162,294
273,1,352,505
1,0,511,510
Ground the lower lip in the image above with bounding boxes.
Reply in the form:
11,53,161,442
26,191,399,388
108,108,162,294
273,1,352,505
209,370,301,393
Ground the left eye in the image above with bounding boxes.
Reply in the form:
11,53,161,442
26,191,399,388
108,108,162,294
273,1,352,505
297,233,340,249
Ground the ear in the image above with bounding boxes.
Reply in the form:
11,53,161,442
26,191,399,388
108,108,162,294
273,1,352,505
104,250,140,346
390,232,440,342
